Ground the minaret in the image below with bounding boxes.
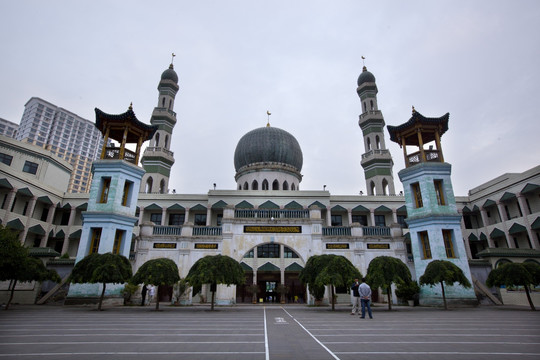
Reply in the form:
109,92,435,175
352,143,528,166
387,109,476,306
67,104,157,303
357,64,396,195
140,59,179,194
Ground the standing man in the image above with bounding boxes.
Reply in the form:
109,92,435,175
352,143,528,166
358,277,373,319
146,284,155,305
351,278,361,315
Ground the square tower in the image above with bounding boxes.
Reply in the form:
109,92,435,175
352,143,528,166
388,109,477,306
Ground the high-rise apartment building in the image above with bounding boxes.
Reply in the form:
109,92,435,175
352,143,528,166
16,97,107,193
0,118,18,138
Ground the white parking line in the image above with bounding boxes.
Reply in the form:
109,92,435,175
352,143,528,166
263,307,269,360
281,307,341,360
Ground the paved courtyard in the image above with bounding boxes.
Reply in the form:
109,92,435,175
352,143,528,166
1,304,539,359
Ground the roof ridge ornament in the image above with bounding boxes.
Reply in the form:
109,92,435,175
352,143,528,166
129,102,133,111
412,105,416,114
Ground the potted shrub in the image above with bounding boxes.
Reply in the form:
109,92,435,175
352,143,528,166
310,284,325,306
395,280,420,306
246,283,260,304
276,284,289,304
122,283,139,305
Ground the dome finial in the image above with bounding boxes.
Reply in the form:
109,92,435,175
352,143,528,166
266,110,271,127
361,55,366,69
170,53,176,69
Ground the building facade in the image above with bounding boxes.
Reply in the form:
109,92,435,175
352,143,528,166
16,97,107,193
0,117,18,138
1,63,539,307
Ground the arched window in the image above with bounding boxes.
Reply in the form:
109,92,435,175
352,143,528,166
367,138,372,150
252,180,258,190
262,179,269,190
164,135,169,149
161,97,165,107
363,102,367,112
238,184,242,190
382,178,388,196
272,180,279,190
145,177,153,193
159,179,166,194
376,135,381,149
155,133,160,147
283,181,289,190
291,183,296,191
243,182,248,190
168,99,172,110
370,99,374,110
370,181,376,195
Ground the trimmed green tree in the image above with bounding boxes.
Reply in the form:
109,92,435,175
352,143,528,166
70,252,133,311
0,226,60,310
131,257,180,310
486,262,540,311
300,254,362,310
186,255,245,311
419,259,471,310
366,256,412,310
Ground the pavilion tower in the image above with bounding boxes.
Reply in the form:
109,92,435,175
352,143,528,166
356,65,396,195
387,108,476,306
66,104,157,303
140,61,179,194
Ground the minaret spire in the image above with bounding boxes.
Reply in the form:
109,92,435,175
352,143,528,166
140,61,180,194
356,64,396,196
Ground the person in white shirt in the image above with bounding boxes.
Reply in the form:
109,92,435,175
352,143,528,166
358,278,373,319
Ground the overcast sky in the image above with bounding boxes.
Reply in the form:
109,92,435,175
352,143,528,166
1,1,539,196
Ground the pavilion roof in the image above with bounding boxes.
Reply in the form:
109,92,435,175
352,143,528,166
387,110,449,146
95,107,157,143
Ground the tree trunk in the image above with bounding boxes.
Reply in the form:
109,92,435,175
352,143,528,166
5,279,17,310
211,290,215,311
98,283,106,311
524,285,536,311
387,287,392,310
331,284,335,311
441,281,448,310
155,285,160,311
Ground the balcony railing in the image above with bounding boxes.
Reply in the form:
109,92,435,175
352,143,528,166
361,149,390,160
359,110,382,120
103,147,136,164
235,209,310,219
323,226,351,236
407,150,440,166
363,226,391,236
153,226,182,236
144,146,174,157
153,107,177,117
193,226,222,236
321,226,391,237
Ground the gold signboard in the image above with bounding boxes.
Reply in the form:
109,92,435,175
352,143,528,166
244,226,302,233
367,243,390,250
153,243,177,249
326,243,349,249
194,243,218,249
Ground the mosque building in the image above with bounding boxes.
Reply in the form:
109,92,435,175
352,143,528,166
1,62,539,307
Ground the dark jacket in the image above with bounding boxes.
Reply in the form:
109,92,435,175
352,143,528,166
351,282,360,297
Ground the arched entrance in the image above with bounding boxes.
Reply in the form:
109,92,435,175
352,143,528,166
237,243,306,303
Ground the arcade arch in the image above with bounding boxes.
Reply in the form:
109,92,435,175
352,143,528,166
238,243,305,303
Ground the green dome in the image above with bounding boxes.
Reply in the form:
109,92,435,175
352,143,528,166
234,126,303,172
357,66,376,86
